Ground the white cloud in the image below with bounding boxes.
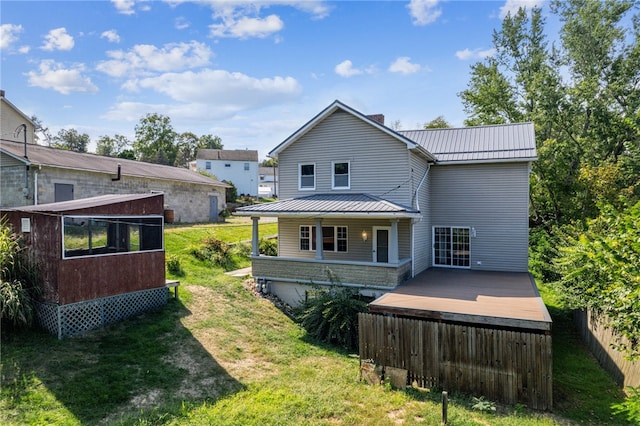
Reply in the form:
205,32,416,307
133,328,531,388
335,60,362,77
112,0,135,15
0,23,23,50
389,57,422,75
27,60,98,94
175,16,190,30
210,14,284,38
96,41,213,78
41,27,74,51
455,47,496,60
133,69,301,103
18,46,31,54
103,70,301,122
499,0,545,19
101,29,121,43
407,0,442,26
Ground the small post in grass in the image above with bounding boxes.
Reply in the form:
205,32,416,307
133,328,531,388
442,391,448,424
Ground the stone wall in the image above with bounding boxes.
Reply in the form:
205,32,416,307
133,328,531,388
252,256,411,287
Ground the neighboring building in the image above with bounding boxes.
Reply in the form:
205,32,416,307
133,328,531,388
195,149,259,196
0,140,228,223
237,100,538,306
1,193,168,338
0,90,35,146
258,166,278,198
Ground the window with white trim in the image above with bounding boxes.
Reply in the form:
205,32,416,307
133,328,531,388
299,163,315,190
332,161,350,189
300,225,348,252
433,226,470,268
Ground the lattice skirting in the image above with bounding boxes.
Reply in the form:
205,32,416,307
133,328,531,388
35,287,168,339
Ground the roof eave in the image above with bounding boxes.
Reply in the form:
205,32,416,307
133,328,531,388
435,156,537,165
234,210,422,219
269,100,427,158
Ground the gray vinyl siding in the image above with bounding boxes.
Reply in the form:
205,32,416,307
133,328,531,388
429,162,530,272
278,111,413,206
278,217,412,262
410,151,432,275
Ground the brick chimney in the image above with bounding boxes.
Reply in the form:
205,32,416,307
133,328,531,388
367,114,384,125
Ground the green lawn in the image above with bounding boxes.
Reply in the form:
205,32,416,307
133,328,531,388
0,218,632,425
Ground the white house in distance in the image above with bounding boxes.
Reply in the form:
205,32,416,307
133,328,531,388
258,166,278,198
195,149,259,196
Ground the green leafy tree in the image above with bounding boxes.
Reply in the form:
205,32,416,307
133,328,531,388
199,134,223,150
261,157,278,167
52,128,90,153
423,116,452,129
132,113,178,165
95,134,130,157
175,131,200,168
554,200,640,360
459,1,640,224
30,115,51,145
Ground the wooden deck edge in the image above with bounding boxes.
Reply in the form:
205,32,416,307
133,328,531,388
368,305,552,333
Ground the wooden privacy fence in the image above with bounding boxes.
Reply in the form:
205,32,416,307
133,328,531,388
359,313,553,411
574,309,639,388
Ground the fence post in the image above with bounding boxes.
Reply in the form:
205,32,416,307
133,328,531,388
442,391,448,424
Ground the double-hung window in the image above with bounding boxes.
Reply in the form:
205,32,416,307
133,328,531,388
433,226,470,268
332,161,350,189
299,163,315,190
300,225,348,252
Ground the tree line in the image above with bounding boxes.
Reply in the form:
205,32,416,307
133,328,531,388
460,0,639,360
32,113,223,168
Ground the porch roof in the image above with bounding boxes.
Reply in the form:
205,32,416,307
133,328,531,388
235,193,421,219
369,269,552,332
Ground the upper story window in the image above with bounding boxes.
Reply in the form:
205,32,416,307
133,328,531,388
244,162,250,171
299,163,315,190
205,161,211,170
332,161,350,189
225,163,231,168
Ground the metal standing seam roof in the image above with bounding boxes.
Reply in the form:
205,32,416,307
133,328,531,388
0,140,228,187
235,193,420,217
4,193,162,213
399,122,536,163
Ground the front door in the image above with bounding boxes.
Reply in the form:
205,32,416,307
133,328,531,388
373,226,390,263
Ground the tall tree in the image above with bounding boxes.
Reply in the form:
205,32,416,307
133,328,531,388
424,116,452,129
459,2,639,224
132,113,178,166
199,134,223,150
95,134,130,157
52,128,90,153
29,115,51,145
175,131,200,168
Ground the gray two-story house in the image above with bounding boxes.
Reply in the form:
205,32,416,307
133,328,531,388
238,100,537,306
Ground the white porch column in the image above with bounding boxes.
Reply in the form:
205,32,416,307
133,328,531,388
251,217,259,256
389,219,399,264
315,218,323,260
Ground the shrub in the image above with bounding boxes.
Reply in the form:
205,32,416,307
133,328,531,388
259,238,277,256
0,220,39,330
192,234,236,271
166,255,183,276
612,387,640,424
295,281,369,351
224,180,237,203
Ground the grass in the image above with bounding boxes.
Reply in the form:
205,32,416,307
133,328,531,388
0,217,633,425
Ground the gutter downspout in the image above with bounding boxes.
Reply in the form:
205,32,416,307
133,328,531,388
34,169,38,205
411,164,431,277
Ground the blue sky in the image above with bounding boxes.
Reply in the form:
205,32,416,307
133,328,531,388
1,0,545,160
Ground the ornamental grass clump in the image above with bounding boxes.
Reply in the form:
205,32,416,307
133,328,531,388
0,219,39,331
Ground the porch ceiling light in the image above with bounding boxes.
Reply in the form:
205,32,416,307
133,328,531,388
361,230,368,242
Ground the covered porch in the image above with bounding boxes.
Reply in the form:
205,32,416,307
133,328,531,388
236,193,422,291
